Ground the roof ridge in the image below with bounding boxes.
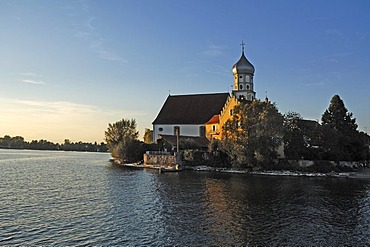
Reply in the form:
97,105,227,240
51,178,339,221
169,92,229,97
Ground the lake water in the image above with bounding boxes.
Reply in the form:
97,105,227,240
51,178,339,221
0,149,369,246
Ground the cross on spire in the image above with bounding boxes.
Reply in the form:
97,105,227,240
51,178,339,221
240,40,245,53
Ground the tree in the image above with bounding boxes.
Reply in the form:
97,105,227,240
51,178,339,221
0,135,12,148
283,112,322,160
321,95,357,133
105,118,143,163
208,138,230,167
143,128,154,144
283,112,305,160
320,95,363,161
220,99,284,168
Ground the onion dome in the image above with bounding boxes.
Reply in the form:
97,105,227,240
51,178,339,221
232,49,255,75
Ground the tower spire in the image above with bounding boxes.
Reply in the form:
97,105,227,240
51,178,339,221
240,40,245,53
232,42,256,101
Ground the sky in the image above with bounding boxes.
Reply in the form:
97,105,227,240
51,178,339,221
1,0,369,143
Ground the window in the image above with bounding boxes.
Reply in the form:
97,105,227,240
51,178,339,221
174,126,180,136
239,75,243,79
199,126,205,137
246,84,250,90
212,125,216,131
239,84,243,90
159,127,163,132
229,109,233,116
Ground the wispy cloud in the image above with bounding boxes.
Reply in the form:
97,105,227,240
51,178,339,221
22,79,46,85
73,10,127,63
325,29,343,37
301,81,326,87
313,17,331,21
202,44,226,57
6,99,143,117
297,71,342,87
20,72,41,77
328,58,339,63
307,51,356,64
206,69,229,77
20,72,46,85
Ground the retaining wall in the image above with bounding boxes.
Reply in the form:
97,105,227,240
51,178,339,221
143,153,182,168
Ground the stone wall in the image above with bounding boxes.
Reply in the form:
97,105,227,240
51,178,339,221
143,153,181,168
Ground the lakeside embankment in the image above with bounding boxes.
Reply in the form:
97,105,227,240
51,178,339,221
189,165,370,179
111,157,370,179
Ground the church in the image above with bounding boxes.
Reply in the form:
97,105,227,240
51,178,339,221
152,44,257,147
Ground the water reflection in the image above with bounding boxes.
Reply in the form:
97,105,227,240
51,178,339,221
103,166,166,245
0,150,369,246
156,172,369,246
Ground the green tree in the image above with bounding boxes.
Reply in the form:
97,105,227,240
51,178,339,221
322,95,357,133
105,118,143,163
0,135,12,148
220,99,284,168
320,95,363,161
10,136,25,149
143,128,154,144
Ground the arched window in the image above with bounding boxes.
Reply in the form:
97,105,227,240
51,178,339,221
239,84,243,90
246,84,250,90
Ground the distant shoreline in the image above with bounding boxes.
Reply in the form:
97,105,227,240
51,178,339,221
0,147,108,153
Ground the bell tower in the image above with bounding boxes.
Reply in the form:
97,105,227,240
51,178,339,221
232,41,256,101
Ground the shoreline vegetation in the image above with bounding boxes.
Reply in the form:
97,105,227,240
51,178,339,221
0,135,108,152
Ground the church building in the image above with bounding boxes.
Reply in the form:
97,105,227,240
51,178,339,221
152,44,257,146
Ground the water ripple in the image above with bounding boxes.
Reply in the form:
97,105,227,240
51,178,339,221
0,150,369,245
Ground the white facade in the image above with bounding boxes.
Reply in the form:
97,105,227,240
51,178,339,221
153,124,205,142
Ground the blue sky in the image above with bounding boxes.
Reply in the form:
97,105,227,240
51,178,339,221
1,0,369,143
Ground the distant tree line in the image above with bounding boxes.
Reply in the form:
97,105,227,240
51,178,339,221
0,135,108,152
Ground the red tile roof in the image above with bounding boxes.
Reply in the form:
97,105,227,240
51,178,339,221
206,114,220,124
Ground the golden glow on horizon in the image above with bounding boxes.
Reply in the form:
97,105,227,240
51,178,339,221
0,98,146,143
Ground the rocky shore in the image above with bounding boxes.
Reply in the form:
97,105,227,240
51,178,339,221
189,165,370,179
